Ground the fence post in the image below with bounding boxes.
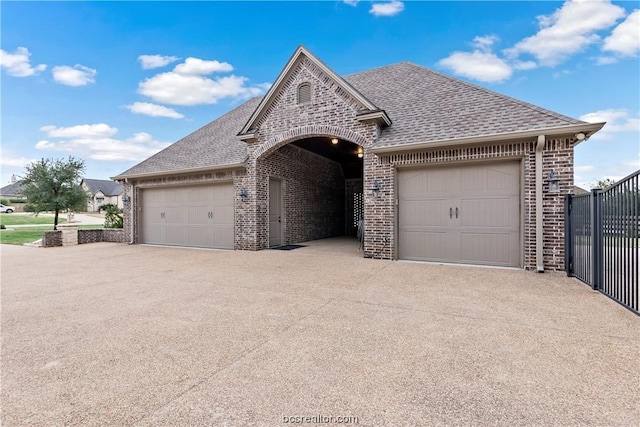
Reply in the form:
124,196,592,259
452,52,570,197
591,188,603,290
565,194,573,276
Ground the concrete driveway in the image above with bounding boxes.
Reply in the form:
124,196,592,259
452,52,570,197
1,238,638,426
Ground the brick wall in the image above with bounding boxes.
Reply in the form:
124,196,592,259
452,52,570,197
78,229,126,244
255,144,345,249
42,230,62,247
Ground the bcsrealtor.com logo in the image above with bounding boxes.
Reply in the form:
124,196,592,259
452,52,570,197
282,414,359,424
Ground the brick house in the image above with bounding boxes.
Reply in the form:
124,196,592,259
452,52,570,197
113,46,604,271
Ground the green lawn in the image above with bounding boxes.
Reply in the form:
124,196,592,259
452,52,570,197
0,225,103,246
0,213,67,226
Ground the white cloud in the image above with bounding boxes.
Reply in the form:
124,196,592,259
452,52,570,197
125,102,184,119
596,56,618,65
36,124,170,162
472,35,499,52
603,10,640,57
52,64,96,86
138,54,180,69
580,109,640,139
138,57,269,106
505,0,625,66
344,0,359,6
370,0,404,17
40,123,118,138
173,57,233,75
0,47,46,77
0,155,38,168
438,51,512,83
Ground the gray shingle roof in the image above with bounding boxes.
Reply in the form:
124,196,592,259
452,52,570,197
82,179,123,196
344,62,585,147
0,180,25,197
116,97,261,178
116,61,587,178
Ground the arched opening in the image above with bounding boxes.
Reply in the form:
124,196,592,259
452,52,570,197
260,136,363,249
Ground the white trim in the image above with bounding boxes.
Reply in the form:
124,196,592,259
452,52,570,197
111,162,245,180
238,45,379,136
371,122,606,155
357,110,392,127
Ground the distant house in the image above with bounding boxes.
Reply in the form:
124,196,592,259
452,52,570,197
81,179,124,212
572,185,589,195
0,180,26,201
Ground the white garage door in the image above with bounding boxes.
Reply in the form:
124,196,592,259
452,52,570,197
398,161,520,267
141,184,234,249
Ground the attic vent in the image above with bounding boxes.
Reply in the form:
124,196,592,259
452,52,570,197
297,83,311,104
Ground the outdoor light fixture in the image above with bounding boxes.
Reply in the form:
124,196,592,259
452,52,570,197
239,188,249,202
547,170,560,193
372,180,381,199
122,195,131,205
331,137,339,145
357,147,364,158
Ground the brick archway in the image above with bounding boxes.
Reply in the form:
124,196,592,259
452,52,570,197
252,125,369,160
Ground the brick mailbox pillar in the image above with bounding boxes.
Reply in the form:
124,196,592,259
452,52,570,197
57,223,78,246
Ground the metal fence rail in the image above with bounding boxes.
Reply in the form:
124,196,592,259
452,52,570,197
566,170,639,315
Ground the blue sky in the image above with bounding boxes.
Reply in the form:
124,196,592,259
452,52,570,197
1,0,638,189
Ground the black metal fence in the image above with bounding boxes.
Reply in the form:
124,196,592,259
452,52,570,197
565,170,639,315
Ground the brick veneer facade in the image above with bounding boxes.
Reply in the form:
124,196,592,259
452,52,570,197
121,57,575,271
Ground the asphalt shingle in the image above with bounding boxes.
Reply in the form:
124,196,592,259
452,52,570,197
116,62,586,178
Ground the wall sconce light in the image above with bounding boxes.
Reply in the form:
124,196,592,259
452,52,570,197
239,188,249,202
331,137,339,145
357,147,364,158
547,170,560,193
122,195,131,205
372,180,381,199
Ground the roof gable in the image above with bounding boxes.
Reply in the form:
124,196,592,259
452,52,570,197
238,46,389,138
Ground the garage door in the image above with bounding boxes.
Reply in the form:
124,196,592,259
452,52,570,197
398,161,520,267
141,184,234,249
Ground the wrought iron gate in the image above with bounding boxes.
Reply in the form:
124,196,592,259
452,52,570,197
565,170,639,315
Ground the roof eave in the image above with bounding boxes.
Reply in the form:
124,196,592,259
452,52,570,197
111,162,246,181
357,110,392,127
370,122,606,155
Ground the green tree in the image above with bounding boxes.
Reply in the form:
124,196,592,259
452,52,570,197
592,178,616,189
22,157,89,230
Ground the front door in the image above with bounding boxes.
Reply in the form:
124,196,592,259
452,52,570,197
269,179,282,247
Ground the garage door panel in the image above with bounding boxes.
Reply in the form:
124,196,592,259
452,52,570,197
399,231,448,261
399,199,448,227
460,197,518,228
213,206,234,225
399,169,450,194
165,226,188,246
188,206,209,225
460,232,516,266
140,184,234,249
399,162,520,267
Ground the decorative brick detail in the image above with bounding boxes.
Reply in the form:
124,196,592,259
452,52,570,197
42,231,62,247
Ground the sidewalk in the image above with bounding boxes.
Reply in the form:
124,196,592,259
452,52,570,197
3,212,105,228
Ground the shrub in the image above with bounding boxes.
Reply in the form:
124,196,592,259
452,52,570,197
102,203,123,228
0,198,9,206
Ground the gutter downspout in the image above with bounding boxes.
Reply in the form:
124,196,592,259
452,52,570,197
535,135,545,273
126,179,135,245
